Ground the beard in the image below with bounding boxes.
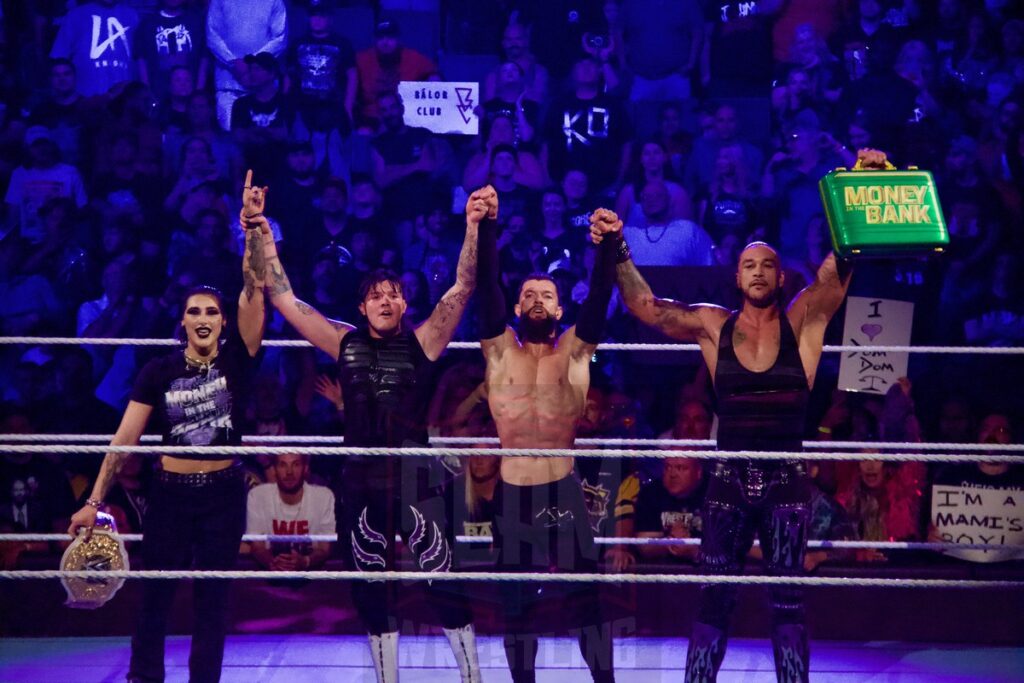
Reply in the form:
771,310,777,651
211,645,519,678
277,479,303,496
517,311,558,343
744,284,782,309
378,47,401,69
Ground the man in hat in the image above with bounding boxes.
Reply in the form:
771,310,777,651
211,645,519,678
4,127,88,244
355,19,437,127
231,52,292,180
761,111,843,261
206,0,287,130
289,2,357,134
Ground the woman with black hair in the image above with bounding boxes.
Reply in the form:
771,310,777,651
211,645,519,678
614,138,693,224
68,171,269,683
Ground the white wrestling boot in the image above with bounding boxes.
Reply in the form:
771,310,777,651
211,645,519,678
443,624,483,683
368,631,400,683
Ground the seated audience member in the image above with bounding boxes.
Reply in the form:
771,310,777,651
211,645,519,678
484,143,541,229
370,91,438,221
5,126,88,245
609,398,713,571
621,181,715,266
633,457,706,564
928,412,1024,559
463,114,546,191
445,424,500,567
615,140,693,224
482,22,549,104
562,168,599,231
355,19,437,128
684,104,764,198
231,52,292,181
838,459,923,560
803,462,857,571
697,144,765,247
247,453,335,571
450,454,500,541
480,61,541,146
0,236,64,337
75,454,149,534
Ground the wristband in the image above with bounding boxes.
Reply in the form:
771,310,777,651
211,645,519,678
817,425,833,435
85,498,104,510
615,237,632,264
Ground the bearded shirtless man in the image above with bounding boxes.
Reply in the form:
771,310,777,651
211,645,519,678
476,208,622,683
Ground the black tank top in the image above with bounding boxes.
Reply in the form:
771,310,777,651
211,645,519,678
338,329,432,448
714,309,809,454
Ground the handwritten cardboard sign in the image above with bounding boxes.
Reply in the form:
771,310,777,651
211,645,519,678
398,81,479,135
839,296,913,394
931,484,1024,562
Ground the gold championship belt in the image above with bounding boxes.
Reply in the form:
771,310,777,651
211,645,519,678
60,512,129,609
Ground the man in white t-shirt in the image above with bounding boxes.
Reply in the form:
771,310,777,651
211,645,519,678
622,180,715,266
4,127,88,244
246,453,335,571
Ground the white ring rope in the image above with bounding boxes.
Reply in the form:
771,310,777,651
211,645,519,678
0,533,1015,552
2,433,1021,453
0,568,1018,588
0,443,1020,463
1,336,1023,354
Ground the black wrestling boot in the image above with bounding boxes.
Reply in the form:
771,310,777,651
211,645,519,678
770,623,810,683
684,621,728,683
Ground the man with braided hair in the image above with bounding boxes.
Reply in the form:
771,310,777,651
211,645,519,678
250,184,495,683
476,207,623,683
592,218,852,682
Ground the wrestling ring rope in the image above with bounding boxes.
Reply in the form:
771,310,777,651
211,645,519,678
1,336,1022,592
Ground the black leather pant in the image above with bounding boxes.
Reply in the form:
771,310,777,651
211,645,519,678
129,466,246,683
342,457,473,636
685,461,812,683
493,477,615,683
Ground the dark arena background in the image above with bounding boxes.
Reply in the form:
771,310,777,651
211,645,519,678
1,0,1023,681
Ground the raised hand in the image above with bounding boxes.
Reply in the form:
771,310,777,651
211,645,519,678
242,169,268,222
314,375,344,411
589,207,623,244
466,184,498,224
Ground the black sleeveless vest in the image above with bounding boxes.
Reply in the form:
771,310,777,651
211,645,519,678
714,309,809,454
338,329,431,448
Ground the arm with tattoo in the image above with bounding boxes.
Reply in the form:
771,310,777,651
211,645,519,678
68,401,152,537
238,226,269,356
415,187,495,358
790,252,853,325
237,171,271,355
414,193,483,360
616,257,718,341
249,215,353,360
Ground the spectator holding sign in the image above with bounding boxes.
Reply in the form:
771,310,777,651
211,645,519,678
927,412,1024,561
247,452,335,571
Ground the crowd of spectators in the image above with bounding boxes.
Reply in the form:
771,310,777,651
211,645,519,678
0,0,1022,575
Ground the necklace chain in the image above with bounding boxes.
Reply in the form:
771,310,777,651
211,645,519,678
642,222,670,243
184,351,217,374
